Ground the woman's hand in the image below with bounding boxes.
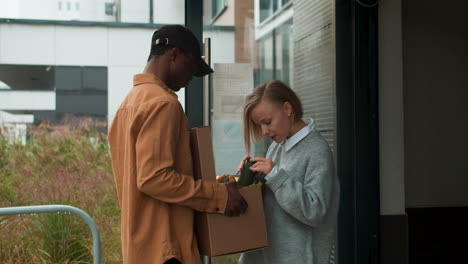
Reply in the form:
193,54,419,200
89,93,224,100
235,155,251,174
250,157,275,175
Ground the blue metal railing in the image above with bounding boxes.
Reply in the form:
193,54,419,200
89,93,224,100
0,204,101,264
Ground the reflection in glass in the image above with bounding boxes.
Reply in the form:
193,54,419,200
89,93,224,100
275,20,293,85
259,0,274,22
259,0,291,23
212,0,226,19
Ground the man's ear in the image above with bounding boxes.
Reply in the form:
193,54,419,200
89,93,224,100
168,47,178,61
172,48,185,60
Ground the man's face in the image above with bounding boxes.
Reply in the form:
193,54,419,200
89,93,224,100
168,49,197,91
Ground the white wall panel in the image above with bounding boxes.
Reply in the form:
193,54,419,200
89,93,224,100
107,27,154,67
55,26,108,66
153,0,185,24
0,24,55,65
0,91,55,111
0,111,34,123
18,0,57,20
204,30,235,64
0,1,19,19
120,0,149,23
108,66,141,123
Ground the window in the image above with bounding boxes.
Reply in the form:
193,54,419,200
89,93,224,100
58,1,62,10
54,66,108,121
258,34,274,84
75,2,80,11
105,3,114,16
259,0,291,23
0,65,55,91
259,0,274,22
274,20,293,85
257,20,293,85
212,0,226,19
66,1,71,11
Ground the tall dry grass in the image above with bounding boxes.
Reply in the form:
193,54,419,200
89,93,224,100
0,117,239,264
0,118,121,264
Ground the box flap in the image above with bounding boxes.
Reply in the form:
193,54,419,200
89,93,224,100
191,127,216,182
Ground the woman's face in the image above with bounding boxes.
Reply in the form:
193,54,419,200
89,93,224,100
250,99,293,143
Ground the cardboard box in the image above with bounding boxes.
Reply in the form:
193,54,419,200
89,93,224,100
191,126,268,256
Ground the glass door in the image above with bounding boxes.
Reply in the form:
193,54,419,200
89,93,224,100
202,0,339,262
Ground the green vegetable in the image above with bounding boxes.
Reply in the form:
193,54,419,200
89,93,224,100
238,159,256,186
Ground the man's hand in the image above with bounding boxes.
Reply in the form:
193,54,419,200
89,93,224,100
224,182,248,216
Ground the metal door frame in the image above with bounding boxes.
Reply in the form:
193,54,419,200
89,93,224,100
336,0,380,263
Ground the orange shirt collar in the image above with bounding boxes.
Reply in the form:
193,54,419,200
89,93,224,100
133,73,178,99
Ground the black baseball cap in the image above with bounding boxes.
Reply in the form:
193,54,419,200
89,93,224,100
151,25,213,77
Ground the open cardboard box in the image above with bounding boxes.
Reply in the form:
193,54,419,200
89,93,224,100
191,126,268,256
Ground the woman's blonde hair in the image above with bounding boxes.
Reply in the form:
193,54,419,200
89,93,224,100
243,80,303,154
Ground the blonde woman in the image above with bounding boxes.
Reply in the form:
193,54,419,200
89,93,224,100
236,80,340,264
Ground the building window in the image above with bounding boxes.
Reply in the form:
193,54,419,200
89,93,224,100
259,0,291,23
259,0,274,22
76,2,80,11
58,1,62,10
212,0,226,19
105,2,114,16
274,20,293,85
257,20,293,85
66,1,71,11
54,66,108,122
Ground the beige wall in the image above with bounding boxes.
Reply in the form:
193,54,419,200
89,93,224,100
403,0,468,207
234,0,255,64
379,0,406,215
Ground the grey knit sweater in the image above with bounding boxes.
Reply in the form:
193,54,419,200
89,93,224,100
239,128,340,264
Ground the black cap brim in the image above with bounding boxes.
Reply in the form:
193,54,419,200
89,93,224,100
194,59,214,77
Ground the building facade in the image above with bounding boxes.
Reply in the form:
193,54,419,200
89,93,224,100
0,0,234,127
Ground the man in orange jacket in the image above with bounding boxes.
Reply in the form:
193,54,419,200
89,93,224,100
108,25,248,264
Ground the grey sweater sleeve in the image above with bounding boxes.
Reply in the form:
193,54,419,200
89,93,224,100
266,140,335,227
